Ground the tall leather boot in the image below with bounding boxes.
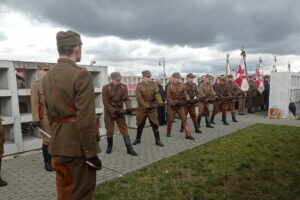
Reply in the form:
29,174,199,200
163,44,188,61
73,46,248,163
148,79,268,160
193,122,202,133
106,138,113,154
132,127,143,145
205,116,214,128
0,159,7,187
154,131,164,147
179,123,184,133
197,116,201,125
222,114,229,125
210,115,215,124
231,112,238,122
42,144,53,172
124,136,138,156
184,124,195,140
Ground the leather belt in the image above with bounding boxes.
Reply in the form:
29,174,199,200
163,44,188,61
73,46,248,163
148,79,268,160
54,116,77,123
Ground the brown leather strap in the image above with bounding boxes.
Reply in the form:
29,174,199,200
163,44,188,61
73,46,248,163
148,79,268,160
143,96,156,103
54,116,77,123
51,69,77,114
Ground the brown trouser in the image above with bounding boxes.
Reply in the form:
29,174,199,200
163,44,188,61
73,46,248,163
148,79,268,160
136,108,159,133
198,102,210,117
52,156,96,200
104,110,129,138
212,103,227,116
167,106,191,137
228,102,235,112
238,96,246,114
184,105,197,123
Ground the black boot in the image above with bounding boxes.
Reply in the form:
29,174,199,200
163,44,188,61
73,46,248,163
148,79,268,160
0,159,7,187
197,116,201,125
132,128,143,145
106,138,113,154
210,115,215,124
179,123,184,133
42,145,53,172
222,114,229,125
193,122,202,133
124,136,138,156
205,116,214,128
231,112,238,122
154,131,164,147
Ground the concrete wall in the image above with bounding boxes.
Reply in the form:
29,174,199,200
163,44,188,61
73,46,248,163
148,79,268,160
269,72,300,119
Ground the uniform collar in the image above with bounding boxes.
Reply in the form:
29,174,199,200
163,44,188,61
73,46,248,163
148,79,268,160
58,58,77,68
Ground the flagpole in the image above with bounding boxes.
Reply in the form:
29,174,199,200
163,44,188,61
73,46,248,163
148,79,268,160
226,54,230,76
241,47,247,76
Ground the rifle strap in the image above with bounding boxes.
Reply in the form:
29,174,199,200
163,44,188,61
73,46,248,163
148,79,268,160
51,69,77,114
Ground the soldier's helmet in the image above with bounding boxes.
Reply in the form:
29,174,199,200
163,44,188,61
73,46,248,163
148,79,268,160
227,74,233,78
142,70,152,77
111,72,122,80
172,72,181,78
206,74,213,80
56,30,82,47
186,73,196,78
37,63,51,70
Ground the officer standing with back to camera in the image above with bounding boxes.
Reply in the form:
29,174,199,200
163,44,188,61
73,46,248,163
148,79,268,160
30,63,53,171
42,30,101,200
102,72,137,156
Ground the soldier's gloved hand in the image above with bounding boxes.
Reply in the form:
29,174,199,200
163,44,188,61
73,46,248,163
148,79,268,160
85,156,102,170
31,121,40,128
125,108,133,115
174,102,182,107
113,109,122,116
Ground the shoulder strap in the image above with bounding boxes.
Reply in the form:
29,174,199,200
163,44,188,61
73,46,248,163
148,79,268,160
51,69,77,114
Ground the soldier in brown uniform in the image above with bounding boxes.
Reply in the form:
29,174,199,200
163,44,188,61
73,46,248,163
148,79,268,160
0,117,7,186
102,72,137,156
42,30,102,200
247,75,258,113
210,77,229,125
198,74,215,128
227,74,240,122
132,70,164,146
166,72,194,140
16,70,27,113
30,63,53,171
180,73,202,133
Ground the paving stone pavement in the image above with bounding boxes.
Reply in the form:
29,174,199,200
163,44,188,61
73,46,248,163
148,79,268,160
1,112,299,199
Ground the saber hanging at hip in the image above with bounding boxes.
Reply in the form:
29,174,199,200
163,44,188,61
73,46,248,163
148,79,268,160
37,127,51,138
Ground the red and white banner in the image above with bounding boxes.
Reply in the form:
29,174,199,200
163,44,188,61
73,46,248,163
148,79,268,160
235,59,249,91
255,66,264,94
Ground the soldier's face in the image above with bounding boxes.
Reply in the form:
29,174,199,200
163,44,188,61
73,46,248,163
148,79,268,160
143,76,151,82
112,79,121,85
187,77,193,83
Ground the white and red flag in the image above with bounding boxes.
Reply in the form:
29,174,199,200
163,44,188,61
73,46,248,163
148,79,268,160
235,58,249,91
255,58,265,94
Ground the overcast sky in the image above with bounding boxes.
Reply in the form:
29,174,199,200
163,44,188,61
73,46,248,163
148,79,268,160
0,0,299,75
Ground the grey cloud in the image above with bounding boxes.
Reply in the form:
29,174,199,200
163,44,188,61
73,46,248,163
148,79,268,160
3,0,300,55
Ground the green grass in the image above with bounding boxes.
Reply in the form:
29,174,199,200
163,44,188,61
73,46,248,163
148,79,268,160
94,124,300,200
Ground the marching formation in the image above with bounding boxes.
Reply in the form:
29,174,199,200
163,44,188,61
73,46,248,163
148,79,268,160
0,30,270,200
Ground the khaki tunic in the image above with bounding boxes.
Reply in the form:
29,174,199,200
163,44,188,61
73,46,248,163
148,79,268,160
136,81,162,127
166,82,191,136
0,118,4,158
102,83,131,138
198,82,216,117
247,80,257,108
42,58,100,159
227,80,242,113
184,82,199,122
213,84,228,115
30,80,51,145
